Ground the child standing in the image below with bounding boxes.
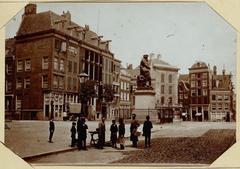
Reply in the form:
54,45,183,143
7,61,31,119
110,120,118,148
71,122,76,147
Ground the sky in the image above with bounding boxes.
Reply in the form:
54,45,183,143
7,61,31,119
6,2,237,85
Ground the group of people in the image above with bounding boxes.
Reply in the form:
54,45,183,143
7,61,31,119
48,114,153,150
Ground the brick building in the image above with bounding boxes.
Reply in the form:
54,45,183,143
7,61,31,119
187,61,234,122
6,4,120,120
5,38,16,120
178,74,190,120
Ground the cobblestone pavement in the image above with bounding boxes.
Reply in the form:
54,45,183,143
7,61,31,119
112,129,236,164
5,120,235,160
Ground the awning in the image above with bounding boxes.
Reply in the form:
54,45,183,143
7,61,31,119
195,113,202,116
182,112,187,116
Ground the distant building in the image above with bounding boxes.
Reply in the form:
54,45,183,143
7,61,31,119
178,74,190,120
150,54,180,123
119,67,132,119
188,61,234,122
5,38,16,120
6,4,120,120
210,66,234,121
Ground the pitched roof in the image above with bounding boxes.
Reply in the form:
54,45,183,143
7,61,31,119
179,74,189,82
17,10,109,51
213,74,232,90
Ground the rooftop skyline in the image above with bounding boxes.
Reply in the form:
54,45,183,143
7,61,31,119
6,2,236,84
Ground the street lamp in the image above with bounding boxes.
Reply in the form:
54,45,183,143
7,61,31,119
78,72,89,117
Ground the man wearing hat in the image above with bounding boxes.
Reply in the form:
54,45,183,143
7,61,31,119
77,117,88,150
130,114,140,147
70,121,77,147
98,117,106,149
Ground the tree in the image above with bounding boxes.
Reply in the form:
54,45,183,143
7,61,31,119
102,84,115,118
79,80,96,117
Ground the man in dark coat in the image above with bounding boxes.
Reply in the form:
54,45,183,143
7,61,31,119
130,114,140,147
143,115,153,148
118,118,125,150
70,122,77,147
98,117,106,149
77,117,88,150
48,119,55,143
110,120,118,148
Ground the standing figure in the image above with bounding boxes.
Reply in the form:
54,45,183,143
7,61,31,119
118,118,125,150
77,117,88,150
143,115,153,148
130,114,140,147
138,54,151,88
70,122,77,147
98,117,106,149
48,119,55,143
110,120,118,148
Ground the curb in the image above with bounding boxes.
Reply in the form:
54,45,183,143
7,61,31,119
23,147,78,161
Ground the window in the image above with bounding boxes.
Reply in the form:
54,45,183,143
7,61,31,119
6,81,12,92
161,74,164,83
217,95,222,101
73,77,77,90
17,60,23,72
225,103,229,110
67,76,71,90
16,78,22,89
55,39,66,52
197,81,201,87
168,74,172,83
191,89,196,96
68,45,77,55
212,95,216,100
24,77,30,89
16,96,21,111
42,75,48,88
73,62,77,73
197,73,201,78
203,89,207,96
60,59,65,72
191,74,195,79
202,80,207,87
169,85,172,94
54,57,58,71
212,104,216,110
161,96,164,104
180,94,183,99
224,96,229,100
25,59,31,71
59,76,64,89
6,64,12,74
42,57,49,69
191,81,195,88
53,75,58,88
218,103,222,110
202,73,207,78
184,94,188,99
197,89,201,96
68,61,72,73
161,85,165,94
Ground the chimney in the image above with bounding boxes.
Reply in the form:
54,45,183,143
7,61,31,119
62,11,71,23
222,69,225,75
23,4,37,17
127,64,133,70
85,25,90,31
213,65,217,75
157,54,161,60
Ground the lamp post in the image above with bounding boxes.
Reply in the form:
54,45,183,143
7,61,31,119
78,72,89,117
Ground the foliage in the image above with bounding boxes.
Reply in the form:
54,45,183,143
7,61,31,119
79,80,96,103
102,84,115,103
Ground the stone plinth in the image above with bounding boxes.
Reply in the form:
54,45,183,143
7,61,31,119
132,89,158,121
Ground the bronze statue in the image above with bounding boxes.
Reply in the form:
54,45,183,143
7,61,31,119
137,54,152,89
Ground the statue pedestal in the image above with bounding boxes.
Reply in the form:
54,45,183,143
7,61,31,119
132,89,158,121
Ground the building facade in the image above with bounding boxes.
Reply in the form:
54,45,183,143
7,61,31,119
5,38,16,120
7,4,120,120
187,62,234,122
178,74,190,120
119,67,132,119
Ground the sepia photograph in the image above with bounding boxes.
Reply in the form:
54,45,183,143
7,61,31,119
4,2,236,167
